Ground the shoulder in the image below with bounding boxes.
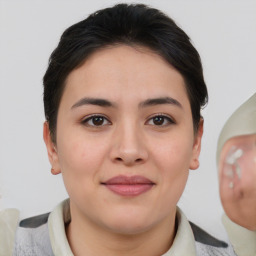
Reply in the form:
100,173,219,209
189,222,237,256
13,212,54,256
189,221,228,248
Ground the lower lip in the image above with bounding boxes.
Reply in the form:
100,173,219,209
104,184,154,196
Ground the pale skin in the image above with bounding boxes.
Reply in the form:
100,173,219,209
44,45,203,256
219,134,256,231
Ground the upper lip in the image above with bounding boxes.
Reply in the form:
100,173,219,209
102,175,155,185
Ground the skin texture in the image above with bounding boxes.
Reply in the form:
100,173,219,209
219,134,256,231
44,45,203,256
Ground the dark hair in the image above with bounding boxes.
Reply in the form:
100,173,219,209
43,3,208,143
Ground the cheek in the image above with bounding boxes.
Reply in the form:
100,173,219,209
153,135,194,174
151,136,193,200
57,134,109,182
57,137,109,202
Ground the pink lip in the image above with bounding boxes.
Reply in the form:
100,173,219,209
102,175,155,196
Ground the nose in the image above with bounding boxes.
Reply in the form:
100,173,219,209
110,123,148,166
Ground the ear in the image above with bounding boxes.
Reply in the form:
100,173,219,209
43,122,61,175
189,118,204,170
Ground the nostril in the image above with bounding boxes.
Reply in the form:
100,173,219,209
114,157,143,164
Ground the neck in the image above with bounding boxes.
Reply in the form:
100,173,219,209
66,205,177,256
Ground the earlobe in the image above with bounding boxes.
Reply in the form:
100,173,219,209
43,122,61,175
189,118,204,170
190,158,200,170
51,167,60,175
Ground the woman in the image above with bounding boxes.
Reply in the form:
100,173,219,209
1,4,255,256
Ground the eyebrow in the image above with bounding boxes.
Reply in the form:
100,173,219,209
139,97,183,109
71,96,182,109
71,97,115,109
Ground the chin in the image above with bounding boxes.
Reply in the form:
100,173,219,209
106,220,154,235
99,207,159,235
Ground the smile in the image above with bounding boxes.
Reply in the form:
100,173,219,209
102,175,155,196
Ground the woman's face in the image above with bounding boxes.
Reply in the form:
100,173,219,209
44,45,203,234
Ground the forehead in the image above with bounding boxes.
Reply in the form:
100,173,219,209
62,45,190,108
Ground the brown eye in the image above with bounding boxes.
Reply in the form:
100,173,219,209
152,116,165,125
147,115,175,126
92,116,104,126
82,115,111,127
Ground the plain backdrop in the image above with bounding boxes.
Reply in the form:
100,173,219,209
0,0,255,241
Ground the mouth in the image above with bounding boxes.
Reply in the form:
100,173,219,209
101,175,155,196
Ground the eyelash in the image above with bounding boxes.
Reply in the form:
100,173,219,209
80,114,175,127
